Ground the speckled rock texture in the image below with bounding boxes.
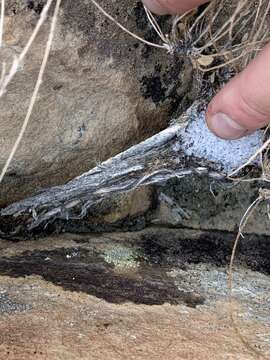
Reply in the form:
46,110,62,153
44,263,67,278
0,1,269,237
0,0,195,206
0,229,270,359
1,3,270,359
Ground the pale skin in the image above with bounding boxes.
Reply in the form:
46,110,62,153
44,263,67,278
143,0,270,140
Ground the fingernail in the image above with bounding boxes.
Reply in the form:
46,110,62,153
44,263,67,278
207,112,249,140
142,0,168,14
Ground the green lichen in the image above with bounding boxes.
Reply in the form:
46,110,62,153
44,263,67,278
103,246,141,269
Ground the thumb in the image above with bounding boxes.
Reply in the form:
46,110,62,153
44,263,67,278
142,0,210,15
206,43,270,139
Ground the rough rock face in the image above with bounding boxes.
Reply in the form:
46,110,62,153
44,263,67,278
0,230,270,359
153,176,270,235
1,3,270,359
0,1,269,236
0,0,196,207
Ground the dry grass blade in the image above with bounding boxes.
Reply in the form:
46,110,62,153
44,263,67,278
228,138,270,178
76,0,270,72
89,0,171,51
171,0,270,71
0,0,62,184
143,5,167,43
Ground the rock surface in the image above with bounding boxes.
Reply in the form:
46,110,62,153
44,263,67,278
0,0,195,207
153,175,270,235
1,1,269,237
1,3,270,359
0,229,270,359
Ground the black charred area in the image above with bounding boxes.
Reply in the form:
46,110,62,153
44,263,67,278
140,229,270,274
0,229,270,308
6,0,46,15
0,214,148,242
0,247,204,308
26,0,45,14
141,74,166,104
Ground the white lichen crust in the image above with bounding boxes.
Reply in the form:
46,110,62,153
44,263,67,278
181,111,263,173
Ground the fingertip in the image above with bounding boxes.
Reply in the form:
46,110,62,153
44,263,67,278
142,0,168,14
142,0,211,14
206,44,270,140
206,109,250,140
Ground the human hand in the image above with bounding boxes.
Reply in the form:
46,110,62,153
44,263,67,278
142,0,270,140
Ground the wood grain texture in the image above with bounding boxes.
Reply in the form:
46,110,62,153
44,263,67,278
0,104,226,233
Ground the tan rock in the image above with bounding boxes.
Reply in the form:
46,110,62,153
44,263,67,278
0,229,269,359
104,187,152,223
0,1,191,206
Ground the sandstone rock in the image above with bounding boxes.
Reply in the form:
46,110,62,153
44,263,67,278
0,229,270,359
0,0,195,206
1,1,269,238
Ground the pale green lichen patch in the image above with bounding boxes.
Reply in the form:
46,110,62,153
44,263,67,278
102,246,141,269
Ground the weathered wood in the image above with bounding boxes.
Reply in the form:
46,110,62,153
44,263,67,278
0,103,262,234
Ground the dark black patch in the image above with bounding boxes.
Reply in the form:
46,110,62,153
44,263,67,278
5,171,17,178
132,2,148,30
53,84,63,91
0,248,204,307
141,236,169,266
141,229,270,274
27,0,45,15
0,215,31,242
141,75,166,104
0,211,148,241
139,54,201,116
1,229,270,307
